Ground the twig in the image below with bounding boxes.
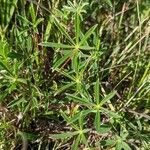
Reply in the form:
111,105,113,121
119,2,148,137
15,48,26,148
122,107,150,120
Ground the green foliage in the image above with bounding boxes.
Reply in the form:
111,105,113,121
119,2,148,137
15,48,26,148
0,0,150,149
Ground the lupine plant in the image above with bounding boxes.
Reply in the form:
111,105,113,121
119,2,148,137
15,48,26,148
0,0,150,149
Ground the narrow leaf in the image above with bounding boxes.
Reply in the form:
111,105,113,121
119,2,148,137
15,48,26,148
75,12,80,44
0,61,12,75
101,108,121,119
54,82,75,96
122,142,132,150
94,111,101,132
100,139,116,146
105,0,113,7
72,51,79,73
60,110,70,122
44,17,53,41
29,3,36,22
100,91,116,106
67,94,93,106
95,79,100,104
53,51,72,69
79,24,98,46
79,46,95,50
8,97,26,108
79,112,84,129
115,141,122,150
34,18,44,27
97,125,111,134
72,135,81,150
54,17,75,44
55,68,75,81
69,109,96,124
49,131,78,139
40,42,74,49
